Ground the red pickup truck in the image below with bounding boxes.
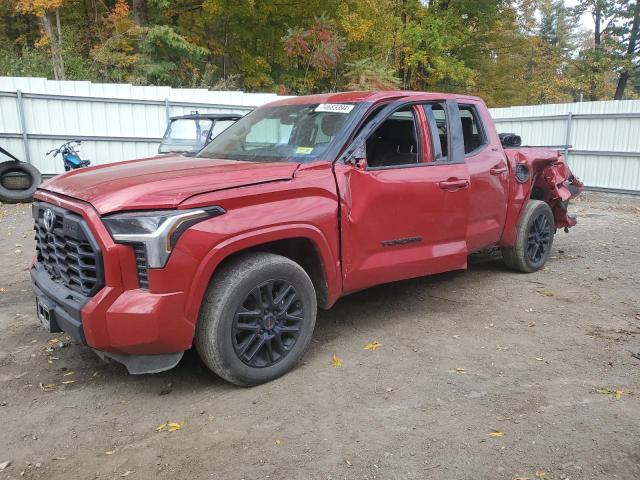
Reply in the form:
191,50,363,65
31,91,583,385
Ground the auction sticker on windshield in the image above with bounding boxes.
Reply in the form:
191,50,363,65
315,104,355,114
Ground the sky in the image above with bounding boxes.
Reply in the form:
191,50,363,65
565,0,595,30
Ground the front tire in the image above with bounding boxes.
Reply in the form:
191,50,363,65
502,200,555,273
195,252,317,386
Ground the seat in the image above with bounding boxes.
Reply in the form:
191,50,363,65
367,119,418,167
461,116,481,153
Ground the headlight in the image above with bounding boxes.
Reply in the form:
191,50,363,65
102,207,225,268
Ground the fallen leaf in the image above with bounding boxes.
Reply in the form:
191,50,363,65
536,357,544,361
105,451,114,455
330,355,343,368
0,288,6,293
157,421,183,432
535,471,546,479
528,322,536,327
121,471,133,477
536,288,554,297
39,383,56,392
275,439,281,445
595,388,623,400
0,461,10,471
451,368,466,374
62,380,75,385
159,383,173,396
488,430,505,437
63,371,75,376
167,422,182,432
364,341,382,350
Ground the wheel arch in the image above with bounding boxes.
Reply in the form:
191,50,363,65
185,225,340,323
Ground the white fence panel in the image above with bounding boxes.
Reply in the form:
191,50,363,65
0,77,283,174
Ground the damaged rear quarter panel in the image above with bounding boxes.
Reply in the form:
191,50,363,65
501,148,584,247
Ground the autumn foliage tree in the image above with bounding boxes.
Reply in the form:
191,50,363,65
15,0,66,79
2,0,638,104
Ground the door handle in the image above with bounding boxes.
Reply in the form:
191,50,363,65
490,165,508,175
438,178,470,191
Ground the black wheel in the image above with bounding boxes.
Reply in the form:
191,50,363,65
0,161,42,203
502,200,555,273
195,252,317,386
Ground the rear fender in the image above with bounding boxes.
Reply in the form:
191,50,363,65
501,150,583,246
536,158,583,229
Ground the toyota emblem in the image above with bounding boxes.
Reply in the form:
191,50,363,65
43,208,55,232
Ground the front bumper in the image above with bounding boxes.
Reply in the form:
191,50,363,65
31,263,188,373
30,193,197,374
31,263,88,344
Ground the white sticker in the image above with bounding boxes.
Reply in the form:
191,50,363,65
315,103,355,114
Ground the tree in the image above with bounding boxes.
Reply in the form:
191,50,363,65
344,57,400,90
2,0,636,104
614,0,640,98
282,15,345,92
15,0,66,79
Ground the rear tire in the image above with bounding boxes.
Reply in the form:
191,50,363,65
195,252,317,386
0,161,42,203
502,200,555,273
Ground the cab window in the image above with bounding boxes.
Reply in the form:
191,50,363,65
458,105,487,155
366,107,420,168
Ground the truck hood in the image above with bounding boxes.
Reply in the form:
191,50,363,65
39,155,299,214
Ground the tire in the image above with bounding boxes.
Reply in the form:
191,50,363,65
0,161,42,203
502,200,555,273
195,252,317,386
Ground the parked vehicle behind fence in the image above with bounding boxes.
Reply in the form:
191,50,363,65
30,91,583,386
158,113,242,155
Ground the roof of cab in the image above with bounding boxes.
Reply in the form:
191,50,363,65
169,113,243,121
264,90,484,107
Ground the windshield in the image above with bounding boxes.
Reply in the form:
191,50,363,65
198,103,357,163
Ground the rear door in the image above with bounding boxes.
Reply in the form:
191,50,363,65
335,99,471,294
458,101,509,251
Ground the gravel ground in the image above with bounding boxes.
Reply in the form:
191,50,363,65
0,194,639,480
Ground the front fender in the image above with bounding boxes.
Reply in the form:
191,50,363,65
183,224,341,323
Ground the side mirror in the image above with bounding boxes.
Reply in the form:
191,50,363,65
345,141,366,169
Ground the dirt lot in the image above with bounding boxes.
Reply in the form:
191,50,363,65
1,194,639,480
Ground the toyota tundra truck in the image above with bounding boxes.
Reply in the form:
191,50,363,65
30,91,583,386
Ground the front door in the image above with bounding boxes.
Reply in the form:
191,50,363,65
336,100,470,294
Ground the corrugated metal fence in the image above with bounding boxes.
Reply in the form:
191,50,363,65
1,77,639,193
0,77,282,174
